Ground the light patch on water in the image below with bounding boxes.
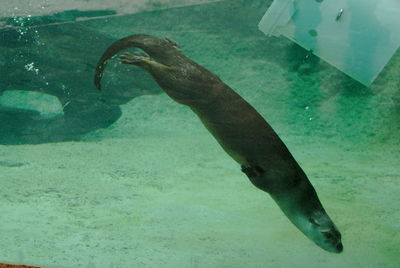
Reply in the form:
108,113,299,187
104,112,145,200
0,90,63,117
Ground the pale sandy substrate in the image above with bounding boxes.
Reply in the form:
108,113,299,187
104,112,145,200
0,93,399,267
0,0,223,18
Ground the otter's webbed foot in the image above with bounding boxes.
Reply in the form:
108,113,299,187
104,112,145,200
120,52,151,65
120,52,172,72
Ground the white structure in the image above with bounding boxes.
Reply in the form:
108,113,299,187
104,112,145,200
259,0,400,86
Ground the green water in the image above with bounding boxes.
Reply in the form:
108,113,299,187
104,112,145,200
0,0,399,267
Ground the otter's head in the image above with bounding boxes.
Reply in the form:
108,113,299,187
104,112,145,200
301,211,343,253
279,203,343,253
272,178,343,253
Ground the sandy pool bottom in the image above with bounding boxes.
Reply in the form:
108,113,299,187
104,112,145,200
0,94,399,267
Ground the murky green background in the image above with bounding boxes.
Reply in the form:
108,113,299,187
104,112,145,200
1,0,399,267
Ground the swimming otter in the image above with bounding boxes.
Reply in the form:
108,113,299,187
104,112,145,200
94,34,343,253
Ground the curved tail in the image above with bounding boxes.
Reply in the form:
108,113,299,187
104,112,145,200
94,34,155,91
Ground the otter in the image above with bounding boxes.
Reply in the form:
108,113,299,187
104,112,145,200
94,34,343,253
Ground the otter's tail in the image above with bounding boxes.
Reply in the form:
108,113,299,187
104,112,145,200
94,34,153,91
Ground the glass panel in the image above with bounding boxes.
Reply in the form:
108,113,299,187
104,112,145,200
259,0,400,86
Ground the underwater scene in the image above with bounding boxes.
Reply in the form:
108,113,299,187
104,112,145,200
0,0,399,267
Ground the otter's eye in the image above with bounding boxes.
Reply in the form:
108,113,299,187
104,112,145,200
309,217,321,226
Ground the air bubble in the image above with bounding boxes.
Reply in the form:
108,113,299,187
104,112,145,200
24,62,39,74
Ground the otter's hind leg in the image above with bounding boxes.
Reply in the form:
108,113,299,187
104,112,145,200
120,52,150,66
120,52,170,72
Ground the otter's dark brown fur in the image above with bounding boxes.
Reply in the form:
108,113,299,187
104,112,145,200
94,34,343,253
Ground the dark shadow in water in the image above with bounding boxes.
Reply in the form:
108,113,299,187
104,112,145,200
0,11,161,144
0,1,272,144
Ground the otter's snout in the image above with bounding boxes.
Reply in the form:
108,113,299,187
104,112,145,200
335,242,344,253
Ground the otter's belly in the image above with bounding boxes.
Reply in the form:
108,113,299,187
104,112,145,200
192,100,290,167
